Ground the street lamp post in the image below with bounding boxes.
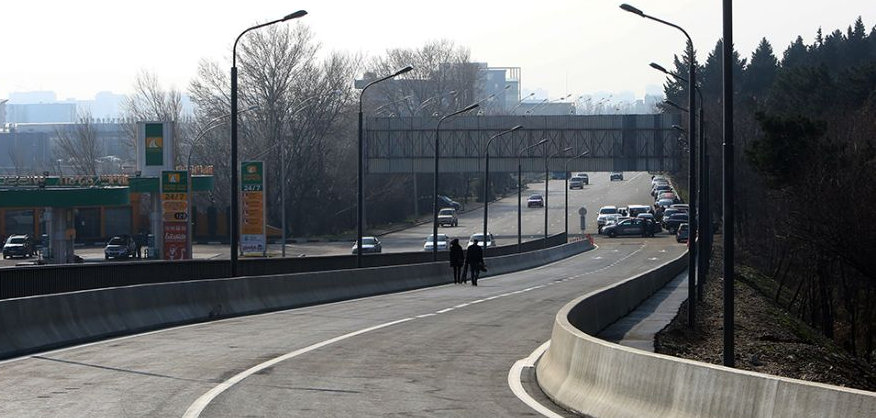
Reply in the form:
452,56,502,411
230,10,307,277
722,0,735,368
411,91,459,218
564,151,589,237
357,66,414,267
518,139,547,252
432,103,479,261
510,93,536,115
482,125,522,257
545,146,572,247
621,3,697,328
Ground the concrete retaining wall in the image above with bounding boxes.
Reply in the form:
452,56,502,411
0,239,593,360
536,255,876,418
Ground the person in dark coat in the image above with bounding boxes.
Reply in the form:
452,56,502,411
465,239,485,286
449,239,465,284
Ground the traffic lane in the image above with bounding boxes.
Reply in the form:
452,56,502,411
379,172,653,252
0,238,684,417
198,239,685,417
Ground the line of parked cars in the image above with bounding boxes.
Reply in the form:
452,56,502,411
593,175,692,243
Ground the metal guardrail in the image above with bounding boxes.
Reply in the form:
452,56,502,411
0,233,567,300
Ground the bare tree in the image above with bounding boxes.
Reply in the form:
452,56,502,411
122,70,186,165
53,111,102,175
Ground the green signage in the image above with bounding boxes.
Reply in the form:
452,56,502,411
241,161,264,192
160,170,189,193
145,123,164,166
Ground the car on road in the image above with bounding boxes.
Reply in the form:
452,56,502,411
676,223,690,243
352,236,382,254
627,204,651,219
437,195,463,211
577,173,590,184
637,213,661,232
665,213,690,234
656,198,674,208
609,172,624,181
569,176,585,189
423,234,449,252
602,218,647,238
104,235,136,260
596,205,619,232
670,204,689,212
3,234,34,259
527,194,544,208
467,232,495,248
599,214,628,233
651,184,672,197
437,208,458,227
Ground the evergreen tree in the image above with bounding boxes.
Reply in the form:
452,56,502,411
661,39,698,113
701,39,746,100
743,38,779,102
782,36,809,68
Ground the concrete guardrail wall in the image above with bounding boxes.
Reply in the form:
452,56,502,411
0,238,592,360
536,255,876,418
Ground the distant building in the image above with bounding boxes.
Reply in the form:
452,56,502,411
5,103,77,123
0,122,131,175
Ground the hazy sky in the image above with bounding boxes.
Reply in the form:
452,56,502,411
2,1,873,102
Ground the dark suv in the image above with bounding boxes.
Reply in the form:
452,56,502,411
3,234,34,259
105,235,137,260
437,195,463,211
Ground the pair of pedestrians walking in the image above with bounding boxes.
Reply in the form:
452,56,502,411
449,238,484,286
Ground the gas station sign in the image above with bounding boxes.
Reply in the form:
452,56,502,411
161,170,189,260
240,161,266,255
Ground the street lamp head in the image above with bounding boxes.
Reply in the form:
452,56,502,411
563,147,573,153
510,125,523,132
663,99,688,112
283,10,308,21
619,3,644,16
461,103,479,113
672,124,686,132
536,139,548,146
650,62,669,74
394,65,414,77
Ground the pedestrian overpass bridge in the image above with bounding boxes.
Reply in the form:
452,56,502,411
365,113,683,173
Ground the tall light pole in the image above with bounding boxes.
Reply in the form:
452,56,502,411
564,150,589,237
527,94,572,115
432,103,479,261
518,139,547,252
482,125,522,257
545,146,572,247
412,91,459,217
357,66,414,267
722,0,735,368
231,10,307,277
621,3,697,328
510,92,536,115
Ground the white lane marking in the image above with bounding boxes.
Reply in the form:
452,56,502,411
648,257,659,261
182,317,414,418
508,341,565,418
436,308,454,314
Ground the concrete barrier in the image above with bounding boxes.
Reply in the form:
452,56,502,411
0,239,593,360
536,255,876,418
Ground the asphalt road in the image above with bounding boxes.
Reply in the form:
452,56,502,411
0,172,683,417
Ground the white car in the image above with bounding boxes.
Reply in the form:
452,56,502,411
423,234,449,251
351,237,382,254
596,205,619,232
467,233,495,248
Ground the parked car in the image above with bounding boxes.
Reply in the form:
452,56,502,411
656,191,677,202
596,205,619,232
437,195,463,211
637,213,661,232
656,198,675,208
527,194,544,208
577,173,590,185
437,208,458,227
676,223,690,243
467,232,495,248
569,177,585,189
3,234,34,259
610,172,624,181
600,214,629,233
665,213,690,234
602,218,647,238
628,204,651,218
104,235,136,260
670,204,689,212
423,234,449,251
352,236,382,254
651,175,667,186
651,184,672,197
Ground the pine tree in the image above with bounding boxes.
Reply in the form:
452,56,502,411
782,36,809,68
743,38,779,102
661,39,698,113
701,39,746,99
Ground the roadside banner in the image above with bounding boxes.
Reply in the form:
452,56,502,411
161,170,190,260
241,161,266,255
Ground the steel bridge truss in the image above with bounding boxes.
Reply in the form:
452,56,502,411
365,114,683,174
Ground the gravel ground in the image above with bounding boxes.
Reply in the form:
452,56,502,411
654,243,876,391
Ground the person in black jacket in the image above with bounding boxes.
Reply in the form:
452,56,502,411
465,239,484,286
449,239,465,284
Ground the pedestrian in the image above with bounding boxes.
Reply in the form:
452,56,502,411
465,239,484,286
135,232,144,259
449,238,464,284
